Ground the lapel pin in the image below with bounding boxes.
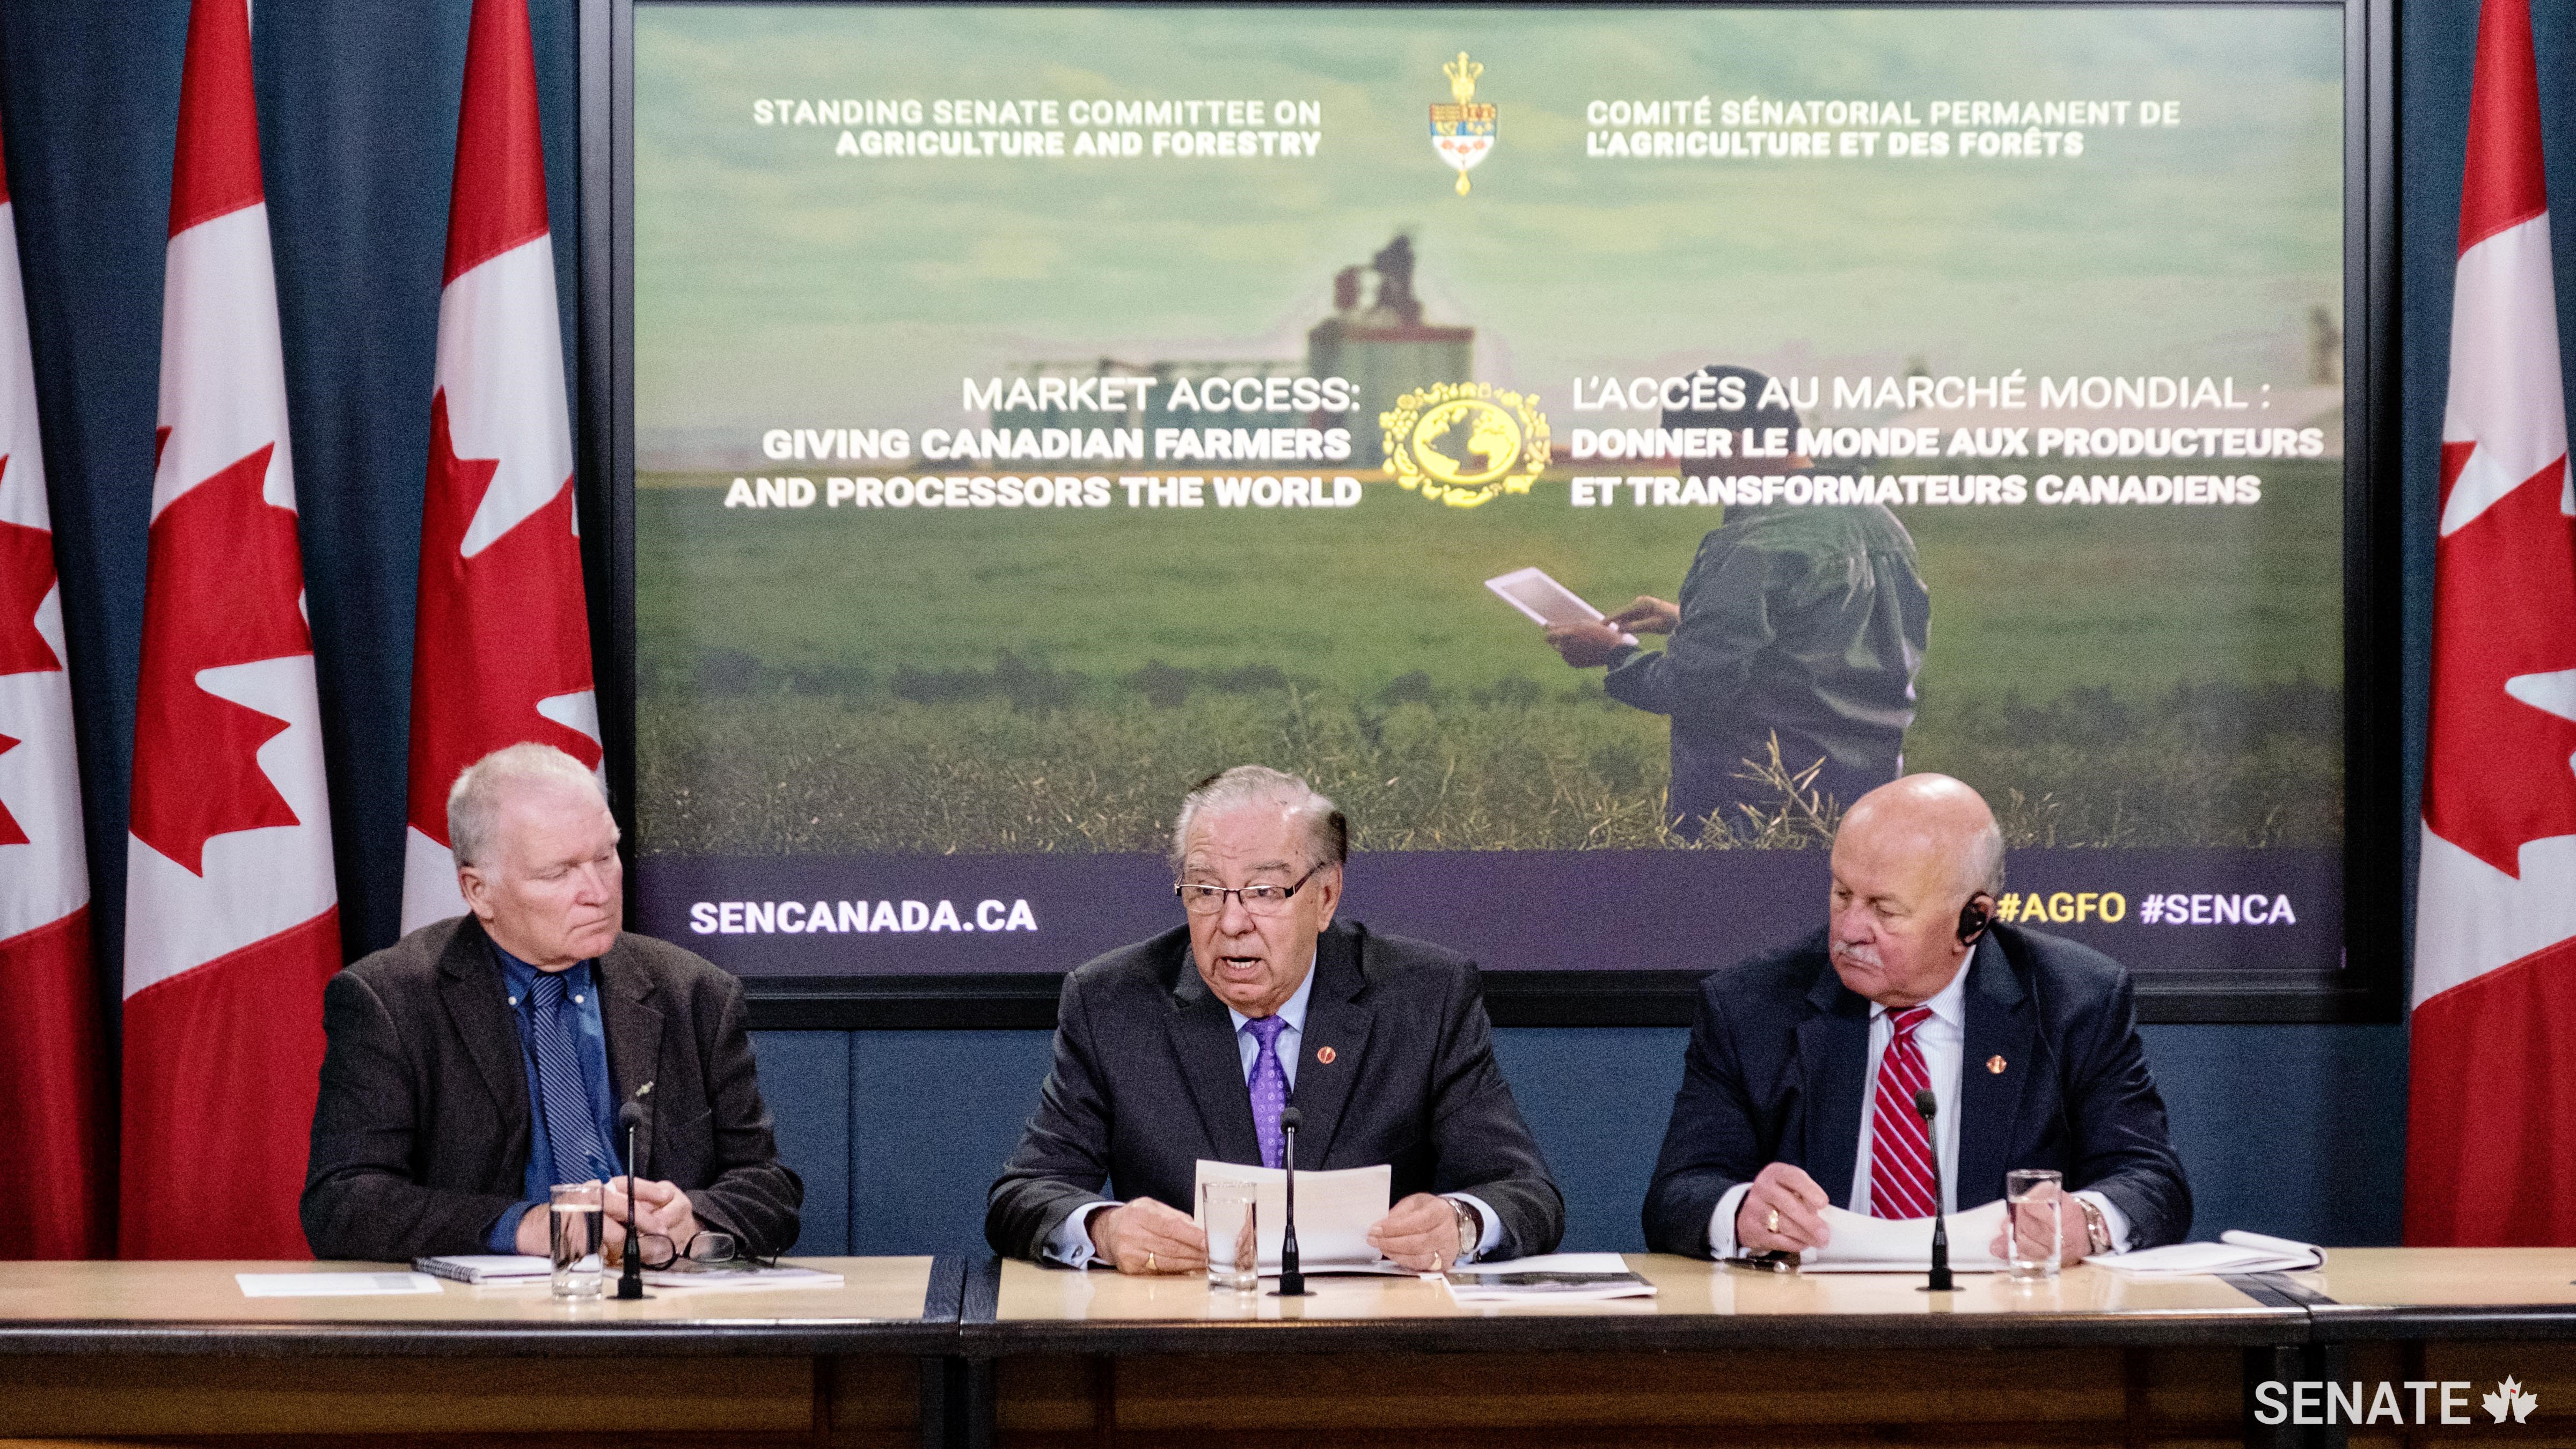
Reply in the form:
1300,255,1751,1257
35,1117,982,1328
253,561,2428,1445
1986,1055,2007,1074
1316,1046,1337,1065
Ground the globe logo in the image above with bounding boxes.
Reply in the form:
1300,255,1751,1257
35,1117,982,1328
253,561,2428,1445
1380,383,1550,509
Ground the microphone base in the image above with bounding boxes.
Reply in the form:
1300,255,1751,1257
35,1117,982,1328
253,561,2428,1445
1270,1272,1311,1298
1919,1270,1956,1293
615,1279,649,1301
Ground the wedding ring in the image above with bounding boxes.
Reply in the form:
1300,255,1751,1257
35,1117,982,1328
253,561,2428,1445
1146,1251,1157,1272
1765,1208,1781,1234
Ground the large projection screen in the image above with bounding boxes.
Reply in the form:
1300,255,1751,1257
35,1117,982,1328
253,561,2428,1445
610,1,2397,1025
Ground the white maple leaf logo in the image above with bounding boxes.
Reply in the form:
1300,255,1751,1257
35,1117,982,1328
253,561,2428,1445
2484,1377,2538,1424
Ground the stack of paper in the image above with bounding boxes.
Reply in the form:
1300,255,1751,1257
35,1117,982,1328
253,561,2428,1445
1797,1201,2009,1273
414,1255,551,1285
641,1263,844,1291
2088,1230,2325,1275
1445,1253,1656,1304
1192,1160,1396,1274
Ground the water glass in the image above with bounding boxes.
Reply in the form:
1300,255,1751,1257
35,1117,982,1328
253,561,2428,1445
2005,1168,2063,1281
1201,1181,1260,1292
549,1182,604,1297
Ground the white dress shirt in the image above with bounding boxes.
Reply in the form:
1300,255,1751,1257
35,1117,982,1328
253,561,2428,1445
1046,960,1503,1267
1707,940,2132,1258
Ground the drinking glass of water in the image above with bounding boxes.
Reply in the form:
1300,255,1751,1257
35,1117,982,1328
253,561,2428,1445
1200,1181,1260,1293
2005,1169,2063,1281
549,1182,604,1297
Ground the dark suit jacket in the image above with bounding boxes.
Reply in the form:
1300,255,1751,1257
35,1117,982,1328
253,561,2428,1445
302,916,801,1262
988,920,1564,1263
1643,923,2189,1257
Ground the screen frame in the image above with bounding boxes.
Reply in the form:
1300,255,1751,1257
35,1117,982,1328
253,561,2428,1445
581,0,2403,1029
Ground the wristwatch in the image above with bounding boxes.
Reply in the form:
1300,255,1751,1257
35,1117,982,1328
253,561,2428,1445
2076,1196,2111,1256
1451,1198,1482,1262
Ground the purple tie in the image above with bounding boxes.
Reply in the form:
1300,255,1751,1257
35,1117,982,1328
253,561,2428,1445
1245,1015,1291,1169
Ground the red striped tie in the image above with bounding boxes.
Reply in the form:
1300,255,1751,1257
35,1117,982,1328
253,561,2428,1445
1867,1006,1938,1219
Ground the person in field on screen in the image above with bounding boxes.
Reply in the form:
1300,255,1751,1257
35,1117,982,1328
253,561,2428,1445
988,765,1563,1272
1545,364,1930,840
1643,773,2190,1264
302,744,800,1263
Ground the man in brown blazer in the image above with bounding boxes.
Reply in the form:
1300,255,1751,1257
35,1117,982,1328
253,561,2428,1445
302,744,799,1262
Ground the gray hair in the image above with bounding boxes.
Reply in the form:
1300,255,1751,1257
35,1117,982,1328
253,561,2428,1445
1964,820,2007,898
1168,765,1348,874
447,743,612,868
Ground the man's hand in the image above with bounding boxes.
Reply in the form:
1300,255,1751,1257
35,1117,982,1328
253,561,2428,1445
513,1203,550,1256
1545,620,1629,668
1735,1162,1833,1255
1989,1183,2090,1267
1604,595,1680,635
604,1179,701,1258
1367,1192,1465,1271
1088,1197,1206,1275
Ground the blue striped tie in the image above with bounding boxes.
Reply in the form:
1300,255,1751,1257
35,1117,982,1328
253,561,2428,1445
526,971,610,1183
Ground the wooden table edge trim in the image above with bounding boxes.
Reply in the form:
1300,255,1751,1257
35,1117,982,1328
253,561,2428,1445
952,1308,2311,1357
0,1320,963,1358
2304,1305,2576,1342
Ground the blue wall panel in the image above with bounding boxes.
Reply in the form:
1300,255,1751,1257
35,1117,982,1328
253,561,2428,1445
765,1020,2407,1259
750,1031,852,1256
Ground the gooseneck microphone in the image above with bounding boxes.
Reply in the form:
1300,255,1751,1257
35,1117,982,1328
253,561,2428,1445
1274,1107,1309,1298
1913,1088,1953,1292
616,1092,650,1300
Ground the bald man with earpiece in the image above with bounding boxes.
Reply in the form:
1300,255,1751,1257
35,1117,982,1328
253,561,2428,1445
1643,774,2190,1263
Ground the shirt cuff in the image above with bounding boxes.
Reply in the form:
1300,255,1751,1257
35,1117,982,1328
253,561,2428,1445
1708,1183,1753,1259
1441,1192,1505,1263
486,1199,541,1254
1043,1199,1119,1268
2074,1190,2132,1255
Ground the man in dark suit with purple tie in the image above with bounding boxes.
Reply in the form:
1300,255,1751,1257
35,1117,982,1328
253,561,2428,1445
989,766,1562,1273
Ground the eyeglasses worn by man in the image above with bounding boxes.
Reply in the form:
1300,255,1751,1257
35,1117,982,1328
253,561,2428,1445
300,743,801,1264
988,765,1565,1274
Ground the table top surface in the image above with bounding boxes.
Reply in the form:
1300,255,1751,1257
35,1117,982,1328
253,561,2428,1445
0,1256,946,1354
993,1254,2278,1323
8,1250,2576,1353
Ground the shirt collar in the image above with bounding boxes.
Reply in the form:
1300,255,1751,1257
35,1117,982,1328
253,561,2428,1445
1870,944,1972,1031
1227,954,1317,1037
491,939,592,1003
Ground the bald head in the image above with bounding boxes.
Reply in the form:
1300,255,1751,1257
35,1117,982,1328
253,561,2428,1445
1838,774,2005,898
1824,774,2005,1008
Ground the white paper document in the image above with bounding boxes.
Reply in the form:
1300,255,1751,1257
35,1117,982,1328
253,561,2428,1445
413,1254,551,1285
1796,1201,2009,1273
1446,1252,1656,1304
1483,567,1638,645
1194,1159,1393,1273
641,1263,846,1291
237,1272,445,1298
2089,1230,2325,1276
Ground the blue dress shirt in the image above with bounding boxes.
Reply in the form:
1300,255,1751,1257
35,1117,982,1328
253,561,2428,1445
482,943,625,1252
1046,964,1504,1266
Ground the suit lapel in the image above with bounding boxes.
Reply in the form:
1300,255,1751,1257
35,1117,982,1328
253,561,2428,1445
1168,948,1263,1166
1794,962,1870,1211
597,941,667,1177
435,918,530,1134
1955,934,2032,1210
1285,925,1372,1167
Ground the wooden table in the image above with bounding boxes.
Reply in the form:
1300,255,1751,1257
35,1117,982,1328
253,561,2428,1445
0,1256,956,1446
968,1254,2307,1448
2275,1248,2576,1446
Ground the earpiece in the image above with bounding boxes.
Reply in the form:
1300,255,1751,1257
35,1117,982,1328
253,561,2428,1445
1956,896,1992,945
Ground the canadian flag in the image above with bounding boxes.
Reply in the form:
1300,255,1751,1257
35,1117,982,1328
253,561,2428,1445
2406,0,2576,1246
122,0,341,1259
400,0,599,933
0,121,112,1260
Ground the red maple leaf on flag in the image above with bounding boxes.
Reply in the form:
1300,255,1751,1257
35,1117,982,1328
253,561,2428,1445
2424,441,2576,876
0,730,24,846
0,489,68,678
128,443,314,874
405,390,597,843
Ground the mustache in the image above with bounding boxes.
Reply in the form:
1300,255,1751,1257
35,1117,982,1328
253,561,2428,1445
1833,940,1883,969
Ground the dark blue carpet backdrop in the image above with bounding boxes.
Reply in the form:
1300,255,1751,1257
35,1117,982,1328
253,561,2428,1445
0,0,579,1018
